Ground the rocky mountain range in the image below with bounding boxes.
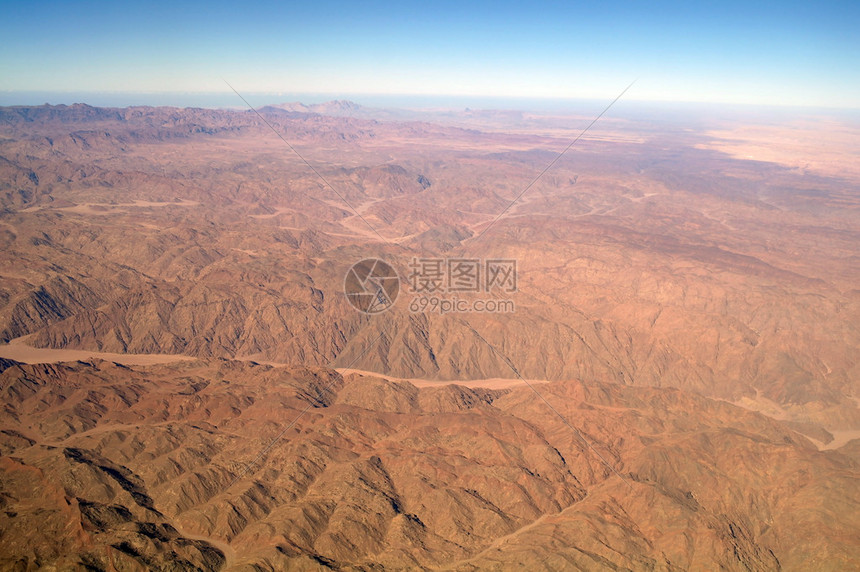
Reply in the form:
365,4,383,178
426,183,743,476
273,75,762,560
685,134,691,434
0,101,858,569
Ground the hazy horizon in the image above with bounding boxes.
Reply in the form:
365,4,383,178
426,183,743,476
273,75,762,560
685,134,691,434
3,91,860,120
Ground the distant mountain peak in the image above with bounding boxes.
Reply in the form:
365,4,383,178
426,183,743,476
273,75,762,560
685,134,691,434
266,100,363,116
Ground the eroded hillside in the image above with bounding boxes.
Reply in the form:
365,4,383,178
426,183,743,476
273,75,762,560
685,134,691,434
0,102,858,569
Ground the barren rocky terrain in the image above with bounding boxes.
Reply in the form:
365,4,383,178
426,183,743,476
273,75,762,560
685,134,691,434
1,358,857,570
0,101,858,569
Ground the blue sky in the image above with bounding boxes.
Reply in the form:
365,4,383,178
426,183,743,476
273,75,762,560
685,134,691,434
1,0,858,108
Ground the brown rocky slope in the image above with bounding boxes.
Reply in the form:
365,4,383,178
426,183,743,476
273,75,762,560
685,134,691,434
0,358,857,570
